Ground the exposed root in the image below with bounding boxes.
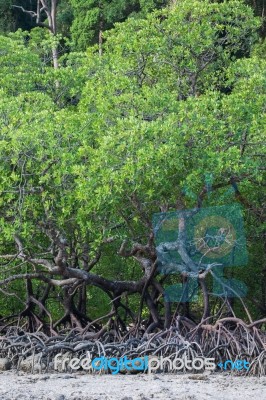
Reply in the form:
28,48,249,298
0,318,265,376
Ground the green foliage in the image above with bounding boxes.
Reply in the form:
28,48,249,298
69,0,139,50
57,0,74,38
69,0,169,50
0,33,42,95
0,0,265,321
75,0,262,219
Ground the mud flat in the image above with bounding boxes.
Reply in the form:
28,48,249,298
0,371,265,400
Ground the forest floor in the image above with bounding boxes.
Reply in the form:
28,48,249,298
0,371,265,399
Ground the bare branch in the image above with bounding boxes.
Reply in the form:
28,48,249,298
12,5,37,18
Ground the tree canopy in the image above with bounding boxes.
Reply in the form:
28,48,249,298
0,0,265,339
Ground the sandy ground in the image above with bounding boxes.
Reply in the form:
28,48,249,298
0,371,265,400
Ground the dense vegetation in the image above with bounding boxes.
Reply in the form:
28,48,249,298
0,0,265,343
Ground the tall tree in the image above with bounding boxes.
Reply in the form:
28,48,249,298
1,0,265,334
